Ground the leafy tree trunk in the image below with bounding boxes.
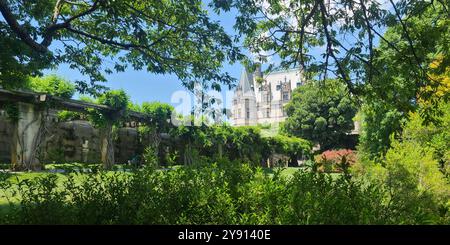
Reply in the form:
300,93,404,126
100,121,114,170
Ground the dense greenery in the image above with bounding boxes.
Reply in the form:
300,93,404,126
26,75,75,99
358,4,449,158
353,101,450,223
1,160,447,225
282,79,357,150
166,124,312,167
0,0,448,225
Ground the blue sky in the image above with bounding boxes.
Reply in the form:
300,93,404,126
43,3,243,114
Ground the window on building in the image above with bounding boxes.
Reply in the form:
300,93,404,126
276,84,281,90
238,109,241,117
266,93,271,102
266,109,270,118
246,110,250,119
282,92,289,101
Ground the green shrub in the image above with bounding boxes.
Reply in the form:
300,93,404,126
383,140,450,224
353,139,450,224
3,159,444,224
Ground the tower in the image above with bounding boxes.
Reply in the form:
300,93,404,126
232,65,303,126
232,67,257,126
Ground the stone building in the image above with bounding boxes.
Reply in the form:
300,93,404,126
232,65,303,126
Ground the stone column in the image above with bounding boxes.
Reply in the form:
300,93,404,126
11,102,44,170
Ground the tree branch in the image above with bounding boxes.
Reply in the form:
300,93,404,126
360,0,374,85
0,0,48,53
42,0,101,47
319,0,357,94
0,0,101,52
389,0,423,71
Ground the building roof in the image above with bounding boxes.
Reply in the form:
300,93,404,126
237,68,255,95
264,67,302,76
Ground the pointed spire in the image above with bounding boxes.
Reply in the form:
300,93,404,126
238,67,254,94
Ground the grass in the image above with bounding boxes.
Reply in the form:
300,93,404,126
263,167,342,179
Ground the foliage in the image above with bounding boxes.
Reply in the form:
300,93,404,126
420,54,450,108
169,124,265,165
212,0,448,100
138,101,174,132
0,101,19,122
358,4,449,158
314,149,356,174
401,102,450,176
353,102,450,224
86,89,130,128
168,124,312,166
366,5,449,123
57,110,82,122
140,146,157,168
358,100,406,159
0,0,242,94
0,20,50,90
2,160,438,225
385,140,449,222
26,75,75,99
266,135,312,165
282,79,357,150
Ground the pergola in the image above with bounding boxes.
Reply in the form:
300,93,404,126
0,88,169,170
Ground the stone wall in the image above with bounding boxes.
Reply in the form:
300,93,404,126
0,110,13,163
0,109,141,164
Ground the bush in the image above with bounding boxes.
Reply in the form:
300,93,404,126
314,149,356,173
168,125,312,167
2,159,445,224
383,140,450,224
352,139,450,224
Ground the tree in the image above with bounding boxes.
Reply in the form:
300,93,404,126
401,101,450,177
358,100,405,159
212,0,449,114
282,79,357,150
358,4,449,158
0,0,242,94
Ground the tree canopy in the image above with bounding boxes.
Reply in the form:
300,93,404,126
282,79,357,150
0,0,242,94
211,0,449,102
26,74,75,99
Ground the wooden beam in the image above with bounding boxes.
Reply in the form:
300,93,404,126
0,88,150,122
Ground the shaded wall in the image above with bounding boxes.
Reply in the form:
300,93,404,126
0,109,141,164
0,111,13,163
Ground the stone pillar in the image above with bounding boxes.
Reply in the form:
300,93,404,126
100,121,114,169
11,102,44,170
